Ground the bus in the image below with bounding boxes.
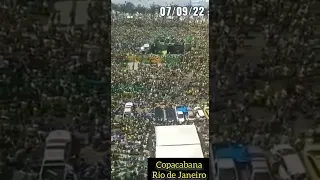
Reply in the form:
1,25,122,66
155,125,203,158
39,130,77,180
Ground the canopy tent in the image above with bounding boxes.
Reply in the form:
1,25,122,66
155,125,203,158
156,145,203,158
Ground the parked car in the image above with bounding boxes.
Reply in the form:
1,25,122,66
214,158,238,180
187,110,196,121
123,102,133,117
194,106,205,118
302,144,320,180
176,111,185,123
250,161,272,180
271,144,308,180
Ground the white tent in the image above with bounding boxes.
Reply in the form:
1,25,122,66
155,125,203,158
156,145,203,158
155,125,201,146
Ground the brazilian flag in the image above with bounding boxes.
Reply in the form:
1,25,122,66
165,54,181,68
185,35,192,43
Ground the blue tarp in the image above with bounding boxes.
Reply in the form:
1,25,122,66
214,143,251,163
176,105,188,113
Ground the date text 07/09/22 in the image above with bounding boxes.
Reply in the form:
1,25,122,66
159,6,205,17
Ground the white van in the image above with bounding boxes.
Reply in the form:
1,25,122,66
250,161,272,180
123,102,134,117
214,158,238,180
176,111,185,123
271,144,308,180
39,130,76,180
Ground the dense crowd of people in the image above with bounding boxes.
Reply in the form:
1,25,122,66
211,0,319,178
0,0,111,180
111,13,209,178
2,0,319,179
